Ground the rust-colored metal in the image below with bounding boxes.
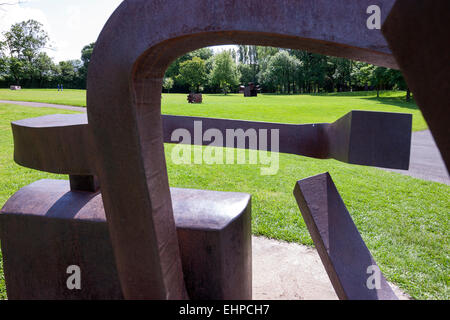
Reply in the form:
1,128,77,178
293,173,398,300
163,111,412,170
87,0,398,296
0,179,252,300
3,0,443,300
382,0,450,172
11,110,412,176
187,93,203,104
244,83,258,97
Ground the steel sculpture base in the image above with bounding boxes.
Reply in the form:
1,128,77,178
294,173,398,300
0,179,252,300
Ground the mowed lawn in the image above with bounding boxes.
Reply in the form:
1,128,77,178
0,89,427,132
0,92,448,300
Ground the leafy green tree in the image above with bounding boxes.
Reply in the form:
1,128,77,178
2,19,49,85
78,42,95,88
237,45,259,83
7,57,25,84
209,50,239,95
261,50,301,94
164,48,213,92
56,60,82,88
178,57,207,93
371,66,390,98
238,63,255,85
34,52,55,87
331,57,353,92
352,62,375,91
163,77,174,93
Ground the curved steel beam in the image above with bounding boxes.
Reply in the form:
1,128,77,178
84,0,398,299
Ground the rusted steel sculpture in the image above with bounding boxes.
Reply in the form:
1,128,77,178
382,0,450,172
1,180,251,300
163,111,412,170
244,83,258,97
1,0,446,300
294,173,398,300
187,93,203,104
10,110,412,176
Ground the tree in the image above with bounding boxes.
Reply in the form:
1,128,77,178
178,57,207,93
34,52,55,87
352,62,375,91
164,48,213,92
2,19,49,85
209,50,239,95
78,42,95,88
331,57,353,92
238,63,256,85
261,50,301,94
237,45,259,83
163,77,174,93
56,60,82,88
371,66,390,98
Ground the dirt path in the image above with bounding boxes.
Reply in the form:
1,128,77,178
0,100,86,112
252,236,410,300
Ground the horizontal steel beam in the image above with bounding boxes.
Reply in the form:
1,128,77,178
11,110,412,177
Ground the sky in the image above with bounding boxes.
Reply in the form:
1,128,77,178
0,0,235,62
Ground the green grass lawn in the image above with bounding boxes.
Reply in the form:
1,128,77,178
0,92,448,300
0,89,427,132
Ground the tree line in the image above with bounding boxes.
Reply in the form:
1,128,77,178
0,20,94,89
0,20,410,100
164,45,410,99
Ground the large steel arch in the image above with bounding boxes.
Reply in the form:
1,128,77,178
87,0,397,299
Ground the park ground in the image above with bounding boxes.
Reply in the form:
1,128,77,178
0,90,448,300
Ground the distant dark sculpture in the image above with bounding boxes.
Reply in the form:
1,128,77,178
244,82,259,97
187,93,202,103
0,0,448,300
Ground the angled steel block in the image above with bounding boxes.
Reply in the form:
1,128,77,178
382,0,450,172
0,180,252,300
326,111,412,169
293,173,398,300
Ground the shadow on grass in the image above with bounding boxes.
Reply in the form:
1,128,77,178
261,91,419,111
360,96,419,111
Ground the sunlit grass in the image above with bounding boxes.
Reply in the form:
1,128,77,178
0,101,447,300
0,89,427,131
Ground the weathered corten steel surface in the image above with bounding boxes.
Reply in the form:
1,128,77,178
187,93,203,104
0,179,252,300
11,110,412,177
12,114,94,175
86,0,398,299
163,111,412,170
293,173,398,300
382,0,450,172
69,175,100,192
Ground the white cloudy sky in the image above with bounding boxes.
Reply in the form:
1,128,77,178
0,0,235,62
